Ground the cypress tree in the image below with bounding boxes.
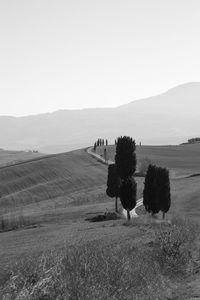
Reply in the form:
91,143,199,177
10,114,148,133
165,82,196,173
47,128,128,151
157,167,171,219
119,177,137,220
106,139,108,146
106,164,120,212
143,164,160,215
143,165,171,217
115,136,136,181
115,136,137,220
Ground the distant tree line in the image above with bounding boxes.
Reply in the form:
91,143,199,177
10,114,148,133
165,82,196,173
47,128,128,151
93,138,108,151
187,137,200,144
106,136,171,220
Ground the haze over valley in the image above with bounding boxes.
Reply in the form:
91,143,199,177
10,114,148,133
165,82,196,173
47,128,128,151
1,82,200,153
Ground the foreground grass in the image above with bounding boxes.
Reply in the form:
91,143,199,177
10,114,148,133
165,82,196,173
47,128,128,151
1,216,199,300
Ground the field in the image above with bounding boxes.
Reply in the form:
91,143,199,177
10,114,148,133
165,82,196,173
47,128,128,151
0,149,44,167
96,143,200,176
1,145,200,298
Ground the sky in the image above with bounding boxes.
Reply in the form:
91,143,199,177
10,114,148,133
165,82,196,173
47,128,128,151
0,0,200,116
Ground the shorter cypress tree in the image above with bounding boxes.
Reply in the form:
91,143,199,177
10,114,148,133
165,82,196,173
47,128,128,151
143,164,171,217
120,177,137,220
143,164,160,215
106,164,120,212
157,168,171,219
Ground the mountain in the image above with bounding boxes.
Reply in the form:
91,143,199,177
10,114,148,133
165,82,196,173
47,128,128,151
1,82,200,153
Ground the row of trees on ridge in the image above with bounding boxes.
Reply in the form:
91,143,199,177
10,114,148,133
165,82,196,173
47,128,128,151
93,138,108,151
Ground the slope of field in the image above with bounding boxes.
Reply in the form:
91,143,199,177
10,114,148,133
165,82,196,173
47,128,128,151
96,143,200,176
0,149,44,167
1,146,200,298
0,149,109,213
0,147,144,276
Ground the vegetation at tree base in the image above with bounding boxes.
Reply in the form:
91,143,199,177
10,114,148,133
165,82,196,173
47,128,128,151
143,164,171,218
106,164,120,212
119,177,137,220
115,136,136,181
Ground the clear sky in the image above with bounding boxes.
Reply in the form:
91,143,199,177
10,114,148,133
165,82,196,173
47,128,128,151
0,0,200,116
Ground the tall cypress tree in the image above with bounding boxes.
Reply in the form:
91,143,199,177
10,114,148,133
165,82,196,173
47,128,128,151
115,136,137,220
157,168,171,219
115,136,136,181
106,164,120,212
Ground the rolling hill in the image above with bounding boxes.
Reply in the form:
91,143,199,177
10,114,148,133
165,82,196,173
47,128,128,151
0,148,44,167
0,149,108,214
1,145,200,299
0,82,200,153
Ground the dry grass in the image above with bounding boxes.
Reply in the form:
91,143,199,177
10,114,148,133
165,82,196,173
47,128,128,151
1,216,199,300
0,149,108,212
0,211,38,232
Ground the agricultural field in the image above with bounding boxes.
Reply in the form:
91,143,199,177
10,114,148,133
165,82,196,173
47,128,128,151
0,148,44,167
1,145,200,298
96,143,200,176
0,148,143,274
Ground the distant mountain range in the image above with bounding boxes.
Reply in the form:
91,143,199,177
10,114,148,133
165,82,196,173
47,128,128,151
1,82,200,153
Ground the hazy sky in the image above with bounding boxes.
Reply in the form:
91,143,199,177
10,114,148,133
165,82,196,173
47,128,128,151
1,0,200,116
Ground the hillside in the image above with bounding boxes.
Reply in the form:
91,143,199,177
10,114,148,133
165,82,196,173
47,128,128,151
0,149,108,213
1,82,200,152
97,143,200,176
0,148,44,167
1,146,200,298
0,147,144,278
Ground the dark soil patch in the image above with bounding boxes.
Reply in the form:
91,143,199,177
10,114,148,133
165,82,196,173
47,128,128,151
85,212,120,222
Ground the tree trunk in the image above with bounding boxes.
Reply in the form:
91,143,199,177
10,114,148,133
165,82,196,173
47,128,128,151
162,212,165,219
127,210,131,220
115,197,118,213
